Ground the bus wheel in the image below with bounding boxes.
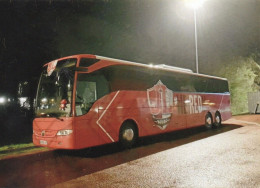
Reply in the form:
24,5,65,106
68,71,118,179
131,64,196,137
214,111,222,128
205,113,213,129
119,121,138,149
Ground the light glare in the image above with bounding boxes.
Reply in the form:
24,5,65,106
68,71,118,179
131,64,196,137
0,97,6,104
148,64,154,68
185,0,206,9
41,98,48,103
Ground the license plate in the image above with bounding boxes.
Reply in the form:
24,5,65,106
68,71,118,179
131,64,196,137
40,140,47,145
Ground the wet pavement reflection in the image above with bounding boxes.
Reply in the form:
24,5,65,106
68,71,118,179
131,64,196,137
0,124,241,187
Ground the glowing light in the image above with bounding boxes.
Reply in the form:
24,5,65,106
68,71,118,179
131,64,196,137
148,64,154,68
18,97,27,107
185,0,206,9
0,97,6,104
41,98,48,104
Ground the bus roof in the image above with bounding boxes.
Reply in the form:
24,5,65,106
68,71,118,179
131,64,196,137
45,54,227,81
95,55,227,81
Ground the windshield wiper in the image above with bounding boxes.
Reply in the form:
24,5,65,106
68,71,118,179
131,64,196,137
48,113,64,121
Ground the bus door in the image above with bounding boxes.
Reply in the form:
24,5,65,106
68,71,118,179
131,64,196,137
74,72,110,148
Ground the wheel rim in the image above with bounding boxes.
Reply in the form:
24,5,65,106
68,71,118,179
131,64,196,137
206,116,212,125
122,128,134,141
215,115,220,124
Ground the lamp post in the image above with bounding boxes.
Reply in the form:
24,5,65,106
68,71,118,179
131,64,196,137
185,0,206,74
194,9,199,74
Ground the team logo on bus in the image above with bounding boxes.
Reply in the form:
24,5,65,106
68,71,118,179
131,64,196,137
147,80,173,130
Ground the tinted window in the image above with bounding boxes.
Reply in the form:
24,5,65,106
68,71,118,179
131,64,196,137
101,65,229,93
79,58,100,67
104,66,154,91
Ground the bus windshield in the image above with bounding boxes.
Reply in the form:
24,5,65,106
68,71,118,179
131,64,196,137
35,58,77,118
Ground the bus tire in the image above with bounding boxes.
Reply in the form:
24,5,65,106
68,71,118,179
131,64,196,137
214,111,222,128
119,121,138,149
205,113,213,129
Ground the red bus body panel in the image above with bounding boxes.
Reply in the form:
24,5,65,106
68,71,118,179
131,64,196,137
33,118,74,149
33,54,232,149
33,91,231,149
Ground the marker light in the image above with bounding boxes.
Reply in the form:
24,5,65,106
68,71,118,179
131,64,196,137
184,100,191,104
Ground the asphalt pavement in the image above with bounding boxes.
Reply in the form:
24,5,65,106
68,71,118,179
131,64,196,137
53,117,260,188
0,116,259,188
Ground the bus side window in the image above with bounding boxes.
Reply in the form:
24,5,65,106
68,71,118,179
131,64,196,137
194,76,208,93
79,58,100,67
76,73,109,116
179,74,196,92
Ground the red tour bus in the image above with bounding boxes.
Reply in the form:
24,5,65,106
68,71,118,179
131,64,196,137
33,54,231,149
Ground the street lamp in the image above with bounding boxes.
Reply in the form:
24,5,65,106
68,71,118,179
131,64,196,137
185,0,206,74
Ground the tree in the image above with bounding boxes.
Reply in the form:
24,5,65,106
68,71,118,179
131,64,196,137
216,56,260,115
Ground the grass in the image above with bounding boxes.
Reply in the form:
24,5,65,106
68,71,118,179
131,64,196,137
0,142,49,159
0,143,34,151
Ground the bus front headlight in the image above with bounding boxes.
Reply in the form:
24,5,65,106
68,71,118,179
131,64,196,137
57,130,73,136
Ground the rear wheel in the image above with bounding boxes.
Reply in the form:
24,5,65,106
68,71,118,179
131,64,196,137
214,111,222,128
119,121,138,149
205,113,213,129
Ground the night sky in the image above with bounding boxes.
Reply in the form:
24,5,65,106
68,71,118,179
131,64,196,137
0,0,259,97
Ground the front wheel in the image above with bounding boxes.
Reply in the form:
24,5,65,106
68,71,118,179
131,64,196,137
205,113,213,130
119,121,138,149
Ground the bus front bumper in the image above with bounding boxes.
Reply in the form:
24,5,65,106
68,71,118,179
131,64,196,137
33,134,74,149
